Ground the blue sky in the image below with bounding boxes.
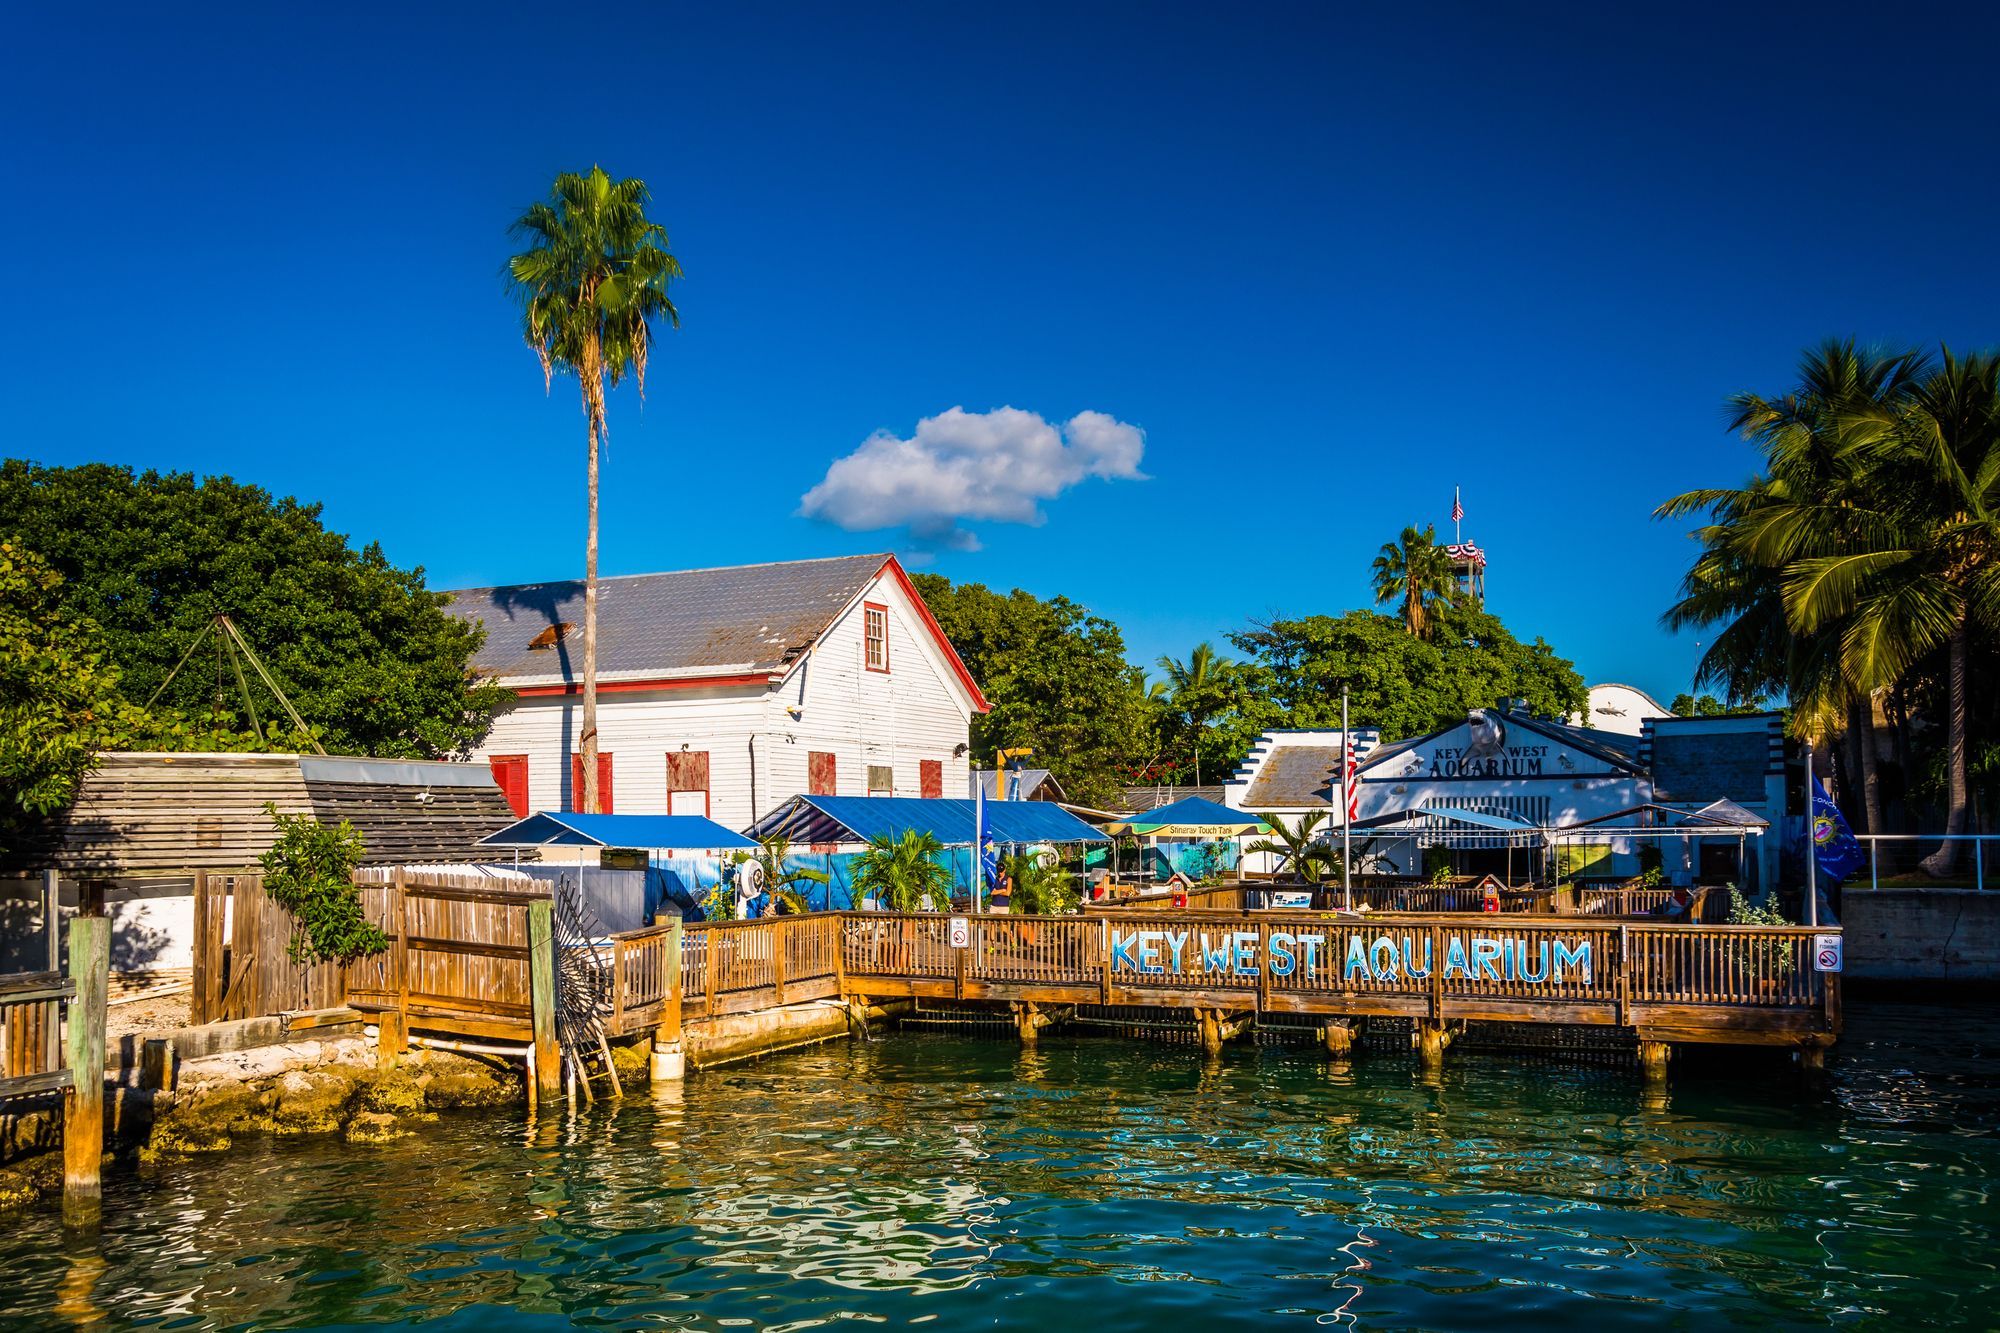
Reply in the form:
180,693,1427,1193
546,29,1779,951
5,3,1997,706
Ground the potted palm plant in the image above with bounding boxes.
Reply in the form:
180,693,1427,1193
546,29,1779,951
853,830,956,913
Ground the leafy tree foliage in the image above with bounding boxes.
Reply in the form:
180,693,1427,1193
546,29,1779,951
258,805,385,964
853,830,956,912
0,461,509,758
912,574,1146,808
1659,339,2000,871
1229,600,1587,742
0,543,150,836
1371,524,1457,637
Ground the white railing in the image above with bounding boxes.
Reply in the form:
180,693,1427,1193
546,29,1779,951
1853,834,2000,891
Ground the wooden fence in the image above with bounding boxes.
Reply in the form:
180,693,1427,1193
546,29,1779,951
0,972,74,1098
193,868,553,1042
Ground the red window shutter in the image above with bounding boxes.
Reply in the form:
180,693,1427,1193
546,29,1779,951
808,751,837,796
571,752,615,813
489,755,529,818
920,759,943,800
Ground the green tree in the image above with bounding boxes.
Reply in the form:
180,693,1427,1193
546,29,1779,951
0,543,149,841
0,461,508,757
912,575,1146,808
1003,850,1078,914
853,830,956,912
1658,340,1918,833
1230,601,1586,741
1370,524,1456,637
1156,642,1261,786
507,168,683,814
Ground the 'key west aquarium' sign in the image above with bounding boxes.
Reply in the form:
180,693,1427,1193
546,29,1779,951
1109,927,1594,985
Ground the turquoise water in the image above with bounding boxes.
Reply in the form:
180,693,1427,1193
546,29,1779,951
3,1000,1997,1329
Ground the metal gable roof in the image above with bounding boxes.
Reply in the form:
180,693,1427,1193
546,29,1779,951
747,795,1109,845
445,553,892,685
479,811,759,850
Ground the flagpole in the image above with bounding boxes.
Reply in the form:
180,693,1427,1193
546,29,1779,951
1805,740,1818,928
973,777,986,915
1341,686,1352,911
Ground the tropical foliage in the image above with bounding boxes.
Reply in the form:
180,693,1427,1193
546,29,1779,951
1371,524,1457,637
1660,339,2000,874
733,834,831,913
1003,851,1078,914
911,574,1146,808
258,805,385,965
1245,811,1338,884
853,830,956,912
1229,599,1587,741
0,462,506,757
507,167,682,814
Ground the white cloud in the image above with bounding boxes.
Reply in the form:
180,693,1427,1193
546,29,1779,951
799,407,1147,550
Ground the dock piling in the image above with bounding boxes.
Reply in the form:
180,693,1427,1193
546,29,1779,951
62,916,109,1225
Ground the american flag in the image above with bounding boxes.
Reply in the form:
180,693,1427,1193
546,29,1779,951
1342,734,1373,821
1451,488,1464,524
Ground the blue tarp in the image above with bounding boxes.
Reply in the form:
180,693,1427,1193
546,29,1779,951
746,795,1109,846
478,811,760,851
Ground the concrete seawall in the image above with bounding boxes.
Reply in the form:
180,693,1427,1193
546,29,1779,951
1843,889,2000,983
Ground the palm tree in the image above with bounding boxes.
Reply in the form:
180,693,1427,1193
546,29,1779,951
853,830,956,912
1658,340,1921,833
1370,525,1455,637
1245,811,1337,884
734,834,831,914
1002,850,1078,914
507,168,683,814
1157,642,1232,785
1778,348,2000,875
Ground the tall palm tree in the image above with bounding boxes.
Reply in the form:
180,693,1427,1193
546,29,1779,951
1660,343,1924,824
1370,525,1455,637
1778,348,2000,874
1157,642,1232,785
507,168,682,813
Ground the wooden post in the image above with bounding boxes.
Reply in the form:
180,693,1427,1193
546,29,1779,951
1414,1021,1451,1072
1013,1001,1045,1044
139,1037,175,1092
377,1009,408,1068
1099,917,1111,1003
62,915,109,1222
1638,1039,1671,1084
1321,1020,1354,1059
192,871,219,1024
663,919,683,1041
772,918,788,1006
526,898,562,1102
43,869,59,975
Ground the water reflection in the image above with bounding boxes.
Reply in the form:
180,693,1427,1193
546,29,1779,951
1,1000,1997,1328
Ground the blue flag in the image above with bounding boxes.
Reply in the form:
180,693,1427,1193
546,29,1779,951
1809,778,1866,884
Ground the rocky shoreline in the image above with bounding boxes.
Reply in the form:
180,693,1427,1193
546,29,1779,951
0,1035,647,1213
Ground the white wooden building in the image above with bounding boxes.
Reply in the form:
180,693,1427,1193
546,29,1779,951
445,554,989,831
1226,705,1787,888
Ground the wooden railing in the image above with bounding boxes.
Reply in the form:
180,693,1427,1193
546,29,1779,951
607,922,680,1038
834,911,1839,1044
1572,885,1722,923
1347,884,1554,914
0,972,74,1099
680,915,845,1020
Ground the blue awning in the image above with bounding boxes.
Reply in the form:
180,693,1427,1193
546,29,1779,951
478,811,759,851
1105,796,1265,836
746,795,1109,846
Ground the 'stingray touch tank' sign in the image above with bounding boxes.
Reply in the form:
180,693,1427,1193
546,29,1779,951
1108,928,1594,985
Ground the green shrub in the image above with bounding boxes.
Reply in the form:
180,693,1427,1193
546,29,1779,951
259,804,386,964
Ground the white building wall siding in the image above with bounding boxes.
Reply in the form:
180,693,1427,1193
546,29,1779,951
463,569,975,831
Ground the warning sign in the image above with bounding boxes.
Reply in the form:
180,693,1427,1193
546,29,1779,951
1813,933,1843,974
949,916,970,949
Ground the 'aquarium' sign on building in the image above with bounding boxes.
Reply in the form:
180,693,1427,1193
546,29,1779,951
1109,926,1593,986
